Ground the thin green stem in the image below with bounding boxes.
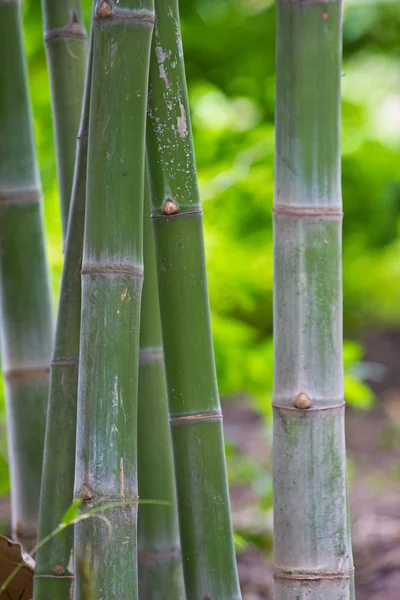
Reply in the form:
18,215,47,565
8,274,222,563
4,499,164,595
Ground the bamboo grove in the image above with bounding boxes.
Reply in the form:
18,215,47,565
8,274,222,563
0,1,354,599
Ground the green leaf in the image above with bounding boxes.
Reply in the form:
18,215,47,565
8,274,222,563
61,498,83,525
344,374,375,409
233,532,248,552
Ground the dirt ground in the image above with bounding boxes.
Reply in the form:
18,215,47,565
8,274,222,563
226,330,400,600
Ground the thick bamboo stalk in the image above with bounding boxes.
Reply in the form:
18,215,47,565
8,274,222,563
273,1,354,599
42,0,87,237
33,36,93,600
146,2,241,598
137,177,184,600
0,0,53,551
73,2,154,598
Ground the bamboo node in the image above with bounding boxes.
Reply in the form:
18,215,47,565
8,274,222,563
0,189,41,206
97,1,112,18
80,484,94,502
139,347,164,363
169,412,223,425
138,549,181,564
4,367,49,381
294,393,311,410
13,523,37,542
53,564,65,576
162,200,179,215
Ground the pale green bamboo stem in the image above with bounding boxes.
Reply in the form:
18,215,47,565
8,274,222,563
273,1,354,598
33,36,93,600
0,0,53,551
42,0,87,237
146,2,241,598
73,2,154,598
137,177,184,600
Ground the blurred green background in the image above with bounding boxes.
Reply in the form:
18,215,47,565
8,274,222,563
0,0,399,509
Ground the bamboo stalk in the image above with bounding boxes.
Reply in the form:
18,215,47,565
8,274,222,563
0,0,53,551
73,2,154,598
273,1,354,599
42,0,87,238
137,176,184,600
146,2,241,598
33,35,93,600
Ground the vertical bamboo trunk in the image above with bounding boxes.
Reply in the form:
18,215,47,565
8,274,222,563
0,0,53,551
33,37,93,600
73,2,154,598
42,0,87,237
137,177,184,600
146,2,241,598
273,1,354,599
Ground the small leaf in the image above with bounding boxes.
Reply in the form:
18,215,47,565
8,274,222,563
61,498,83,525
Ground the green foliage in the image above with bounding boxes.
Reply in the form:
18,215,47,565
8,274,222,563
344,341,375,409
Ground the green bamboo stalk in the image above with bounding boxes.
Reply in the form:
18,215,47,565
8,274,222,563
0,0,53,552
146,2,241,598
273,1,354,599
42,0,87,237
33,36,93,600
137,177,184,600
73,2,154,598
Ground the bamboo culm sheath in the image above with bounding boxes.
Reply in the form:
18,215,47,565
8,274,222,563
137,176,185,599
146,1,241,598
73,1,154,598
0,0,53,551
42,0,88,237
33,34,93,600
273,1,354,598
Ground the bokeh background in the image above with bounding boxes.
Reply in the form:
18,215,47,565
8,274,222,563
1,1,400,598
